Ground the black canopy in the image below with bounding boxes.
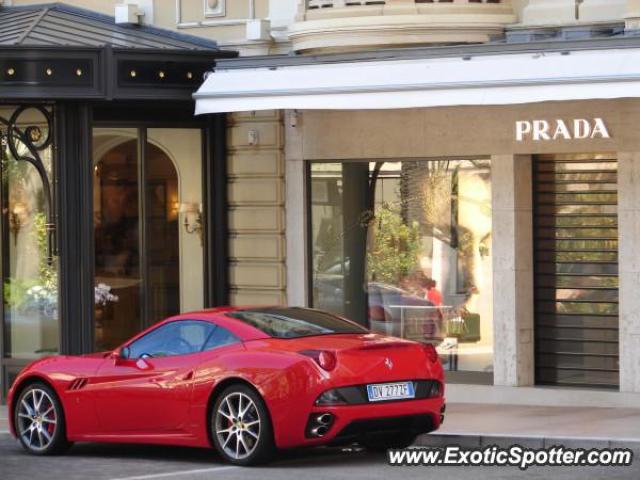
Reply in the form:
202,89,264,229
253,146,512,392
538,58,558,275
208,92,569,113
0,3,235,100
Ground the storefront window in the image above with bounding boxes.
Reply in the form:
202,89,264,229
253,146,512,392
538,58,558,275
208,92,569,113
1,106,59,359
310,160,493,379
92,128,203,350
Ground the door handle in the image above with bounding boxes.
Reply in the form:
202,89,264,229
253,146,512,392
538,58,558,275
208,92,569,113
183,371,194,381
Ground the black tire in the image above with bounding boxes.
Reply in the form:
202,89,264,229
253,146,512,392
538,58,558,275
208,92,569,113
210,384,275,466
13,382,73,455
360,432,416,452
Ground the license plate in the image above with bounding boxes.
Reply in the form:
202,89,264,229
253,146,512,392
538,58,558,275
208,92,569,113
366,382,415,402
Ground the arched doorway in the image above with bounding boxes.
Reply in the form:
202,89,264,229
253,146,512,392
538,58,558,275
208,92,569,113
93,135,180,350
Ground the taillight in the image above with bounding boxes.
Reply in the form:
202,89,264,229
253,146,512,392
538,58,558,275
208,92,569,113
318,351,337,370
299,349,337,371
423,343,439,363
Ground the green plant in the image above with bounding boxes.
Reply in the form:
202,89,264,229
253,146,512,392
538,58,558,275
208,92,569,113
3,212,58,314
367,205,421,284
33,212,57,288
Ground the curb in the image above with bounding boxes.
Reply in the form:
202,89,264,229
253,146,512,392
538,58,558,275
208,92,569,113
416,433,640,452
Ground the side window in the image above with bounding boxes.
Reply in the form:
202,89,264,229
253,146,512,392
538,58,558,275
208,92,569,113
127,321,216,358
203,326,239,351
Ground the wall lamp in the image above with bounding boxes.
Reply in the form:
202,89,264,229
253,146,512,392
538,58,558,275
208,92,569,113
179,202,203,245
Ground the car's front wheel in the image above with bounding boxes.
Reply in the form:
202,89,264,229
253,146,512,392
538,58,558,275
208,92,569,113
14,382,72,455
211,384,275,466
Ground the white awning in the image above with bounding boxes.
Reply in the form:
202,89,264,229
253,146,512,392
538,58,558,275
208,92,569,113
194,47,640,114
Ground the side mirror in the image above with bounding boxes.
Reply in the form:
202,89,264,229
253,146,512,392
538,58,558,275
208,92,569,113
120,346,131,359
113,347,130,364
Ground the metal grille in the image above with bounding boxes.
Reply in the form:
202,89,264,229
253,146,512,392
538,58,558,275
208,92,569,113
533,154,619,388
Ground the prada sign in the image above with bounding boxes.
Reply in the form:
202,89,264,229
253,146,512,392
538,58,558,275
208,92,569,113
515,118,611,142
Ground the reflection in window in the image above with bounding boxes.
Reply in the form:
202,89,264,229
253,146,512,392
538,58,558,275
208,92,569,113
310,160,493,378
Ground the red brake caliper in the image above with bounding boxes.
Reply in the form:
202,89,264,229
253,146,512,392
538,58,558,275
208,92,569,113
45,400,55,435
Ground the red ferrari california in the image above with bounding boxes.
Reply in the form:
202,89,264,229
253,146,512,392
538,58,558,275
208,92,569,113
8,306,445,465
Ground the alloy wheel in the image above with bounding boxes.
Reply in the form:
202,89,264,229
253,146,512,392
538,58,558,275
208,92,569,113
16,388,58,452
214,391,261,460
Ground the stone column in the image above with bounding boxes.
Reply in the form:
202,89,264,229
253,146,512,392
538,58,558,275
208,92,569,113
491,154,535,387
618,153,640,392
285,110,309,307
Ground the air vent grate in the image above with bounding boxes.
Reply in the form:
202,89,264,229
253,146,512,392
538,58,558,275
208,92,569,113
68,378,89,391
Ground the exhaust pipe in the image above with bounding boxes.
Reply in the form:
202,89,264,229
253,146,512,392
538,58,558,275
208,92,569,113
317,414,333,425
306,412,335,438
311,425,328,437
311,425,329,437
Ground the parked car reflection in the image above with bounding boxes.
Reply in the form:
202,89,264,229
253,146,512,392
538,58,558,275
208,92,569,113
314,271,445,343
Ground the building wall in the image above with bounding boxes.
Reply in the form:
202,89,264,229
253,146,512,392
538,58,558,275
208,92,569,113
297,101,625,159
227,111,287,305
285,100,640,393
522,0,627,25
5,1,639,56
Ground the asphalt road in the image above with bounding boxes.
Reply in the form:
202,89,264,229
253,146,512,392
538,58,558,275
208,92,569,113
1,433,639,480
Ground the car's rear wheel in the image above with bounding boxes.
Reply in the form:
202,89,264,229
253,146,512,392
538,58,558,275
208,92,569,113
14,382,72,455
360,432,416,452
211,384,275,466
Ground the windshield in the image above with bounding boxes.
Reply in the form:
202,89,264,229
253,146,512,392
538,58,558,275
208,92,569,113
226,307,368,339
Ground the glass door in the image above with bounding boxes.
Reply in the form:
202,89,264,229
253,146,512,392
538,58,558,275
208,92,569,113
92,128,203,351
1,105,58,393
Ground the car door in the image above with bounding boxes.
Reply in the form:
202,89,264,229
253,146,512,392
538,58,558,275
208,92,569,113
90,320,215,435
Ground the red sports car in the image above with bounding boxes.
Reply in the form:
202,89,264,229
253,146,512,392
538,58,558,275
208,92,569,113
8,306,445,465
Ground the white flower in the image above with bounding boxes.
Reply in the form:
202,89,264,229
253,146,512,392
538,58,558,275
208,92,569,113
95,283,119,306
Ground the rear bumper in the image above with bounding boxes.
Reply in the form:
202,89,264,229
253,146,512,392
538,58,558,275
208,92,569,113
330,413,433,445
276,396,445,449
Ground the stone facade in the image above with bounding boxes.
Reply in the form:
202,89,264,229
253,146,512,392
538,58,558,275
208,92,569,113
7,0,640,55
491,155,534,387
618,153,640,393
290,0,516,53
227,111,287,305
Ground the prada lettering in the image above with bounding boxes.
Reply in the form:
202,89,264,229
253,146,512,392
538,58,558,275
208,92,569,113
515,118,611,142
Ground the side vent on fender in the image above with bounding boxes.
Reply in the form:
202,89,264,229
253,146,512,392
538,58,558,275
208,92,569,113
68,378,89,391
